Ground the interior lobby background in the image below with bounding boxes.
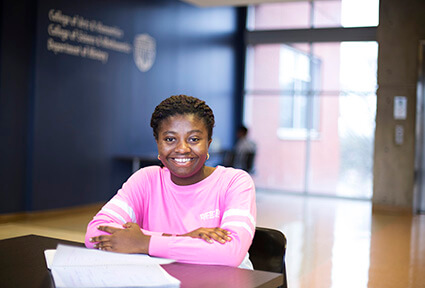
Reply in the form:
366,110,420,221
1,0,425,215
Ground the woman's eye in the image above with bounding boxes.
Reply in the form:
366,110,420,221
165,137,175,142
189,137,200,143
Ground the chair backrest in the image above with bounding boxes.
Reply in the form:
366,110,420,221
248,227,287,288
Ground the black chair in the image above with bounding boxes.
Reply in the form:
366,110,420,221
249,227,288,288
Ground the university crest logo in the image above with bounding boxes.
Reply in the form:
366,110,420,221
133,33,156,72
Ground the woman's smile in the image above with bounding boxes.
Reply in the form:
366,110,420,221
172,157,194,164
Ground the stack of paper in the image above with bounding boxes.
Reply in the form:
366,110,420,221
45,244,180,288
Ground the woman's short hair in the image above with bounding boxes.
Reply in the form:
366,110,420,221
150,95,215,140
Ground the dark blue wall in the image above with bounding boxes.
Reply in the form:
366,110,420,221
0,0,245,213
0,0,37,213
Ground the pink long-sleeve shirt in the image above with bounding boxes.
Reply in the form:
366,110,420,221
85,165,256,268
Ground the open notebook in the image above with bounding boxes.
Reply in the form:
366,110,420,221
45,244,180,288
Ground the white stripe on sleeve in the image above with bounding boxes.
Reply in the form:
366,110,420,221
221,221,254,237
101,207,127,224
109,198,137,222
222,209,255,227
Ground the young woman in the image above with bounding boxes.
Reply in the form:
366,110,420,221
85,95,256,269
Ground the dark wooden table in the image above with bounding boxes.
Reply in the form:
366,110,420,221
0,235,283,288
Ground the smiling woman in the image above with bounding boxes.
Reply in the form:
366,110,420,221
156,114,213,186
151,95,215,186
85,95,257,269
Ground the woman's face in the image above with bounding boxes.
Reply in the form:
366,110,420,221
156,113,211,185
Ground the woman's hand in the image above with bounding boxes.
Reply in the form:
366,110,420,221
180,227,232,244
89,222,150,254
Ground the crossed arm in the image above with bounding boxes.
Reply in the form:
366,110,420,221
85,214,253,267
88,223,232,254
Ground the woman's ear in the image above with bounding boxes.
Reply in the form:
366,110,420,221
208,139,212,148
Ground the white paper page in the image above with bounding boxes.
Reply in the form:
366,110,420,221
52,265,180,288
49,245,180,288
51,244,175,267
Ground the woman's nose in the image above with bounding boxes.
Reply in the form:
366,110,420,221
175,140,190,152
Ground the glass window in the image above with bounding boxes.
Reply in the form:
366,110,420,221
246,0,379,31
247,2,311,30
243,0,378,199
244,42,377,198
278,45,321,140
